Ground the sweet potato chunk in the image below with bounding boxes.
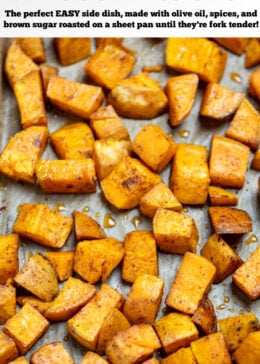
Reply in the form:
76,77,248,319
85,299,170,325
50,122,95,159
13,203,73,249
154,312,199,355
54,38,91,66
39,63,58,96
16,38,46,63
16,296,50,315
73,210,105,241
30,342,74,364
84,43,136,89
95,38,123,48
13,70,47,129
0,330,19,364
74,238,124,284
46,76,104,119
45,251,75,282
248,69,260,102
218,313,260,353
35,159,97,193
132,124,177,173
0,126,48,184
0,234,19,285
251,149,260,170
0,283,16,324
100,156,161,210
161,347,196,364
107,72,168,119
153,209,198,255
233,331,260,363
166,38,227,83
213,37,249,55
208,186,238,206
165,73,199,127
232,246,260,300
191,297,217,335
3,303,49,355
122,230,158,283
91,283,125,310
170,143,210,205
81,352,109,364
9,357,29,364
201,233,243,283
245,38,260,68
105,324,161,364
165,252,216,315
209,134,250,189
200,82,244,120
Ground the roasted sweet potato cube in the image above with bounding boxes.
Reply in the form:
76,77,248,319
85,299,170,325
0,126,48,184
47,76,104,119
54,38,91,66
225,98,260,150
139,182,182,219
170,143,210,205
122,230,158,283
248,69,260,102
123,274,164,325
74,238,124,284
89,105,129,140
200,82,244,120
16,38,46,63
4,40,39,88
81,352,109,364
100,156,161,210
165,73,199,127
45,251,75,282
9,356,29,364
84,43,136,89
154,312,199,355
0,234,19,285
251,149,260,170
191,297,217,335
3,303,49,355
208,186,238,206
93,137,132,180
166,38,227,83
218,313,260,353
91,284,125,310
30,342,74,364
165,252,216,315
245,38,260,68
209,134,250,189
233,331,260,363
107,72,168,119
132,124,177,173
16,296,50,315
190,332,232,364
153,209,198,255
213,37,249,55
50,122,95,159
0,283,16,324
232,246,260,300
13,70,47,129
201,233,243,283
39,63,58,96
73,211,105,241
95,38,123,48
208,206,252,235
13,203,73,248
35,159,97,193
105,324,161,364
14,253,58,302
161,347,197,364
0,330,19,364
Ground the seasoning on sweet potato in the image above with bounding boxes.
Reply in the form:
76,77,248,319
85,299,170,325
245,38,260,68
213,37,249,55
232,246,260,300
30,342,74,364
233,331,260,363
14,253,59,302
208,185,238,206
160,347,197,364
170,143,210,205
35,159,97,193
73,210,106,241
165,73,199,127
191,297,217,335
0,283,16,325
132,124,177,173
107,72,168,119
200,82,244,121
15,38,46,63
50,122,95,159
153,209,199,255
0,329,19,364
16,296,50,315
81,352,109,364
165,252,216,315
122,230,158,283
13,70,47,129
0,126,48,184
13,203,73,249
3,303,49,355
209,134,250,189
166,38,227,83
54,38,91,66
84,43,136,90
91,284,125,310
100,156,161,210
46,76,104,119
0,234,19,285
45,251,75,282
